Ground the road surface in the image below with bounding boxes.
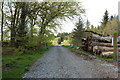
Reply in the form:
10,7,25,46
23,46,118,78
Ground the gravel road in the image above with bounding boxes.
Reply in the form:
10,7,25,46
23,46,118,78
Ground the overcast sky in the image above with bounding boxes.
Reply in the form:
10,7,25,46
59,0,120,33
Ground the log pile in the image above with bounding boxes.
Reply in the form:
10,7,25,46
82,31,120,56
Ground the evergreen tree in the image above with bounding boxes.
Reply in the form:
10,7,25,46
102,10,109,25
86,19,90,30
100,10,109,34
91,25,94,29
72,18,85,47
110,15,114,20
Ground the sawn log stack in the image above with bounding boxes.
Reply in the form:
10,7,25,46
82,31,120,56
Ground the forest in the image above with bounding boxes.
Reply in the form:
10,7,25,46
1,1,120,79
1,2,84,54
1,1,84,78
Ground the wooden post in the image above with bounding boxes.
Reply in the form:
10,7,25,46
113,33,117,60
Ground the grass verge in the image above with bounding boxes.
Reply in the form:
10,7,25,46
64,46,118,63
64,46,92,56
2,46,52,79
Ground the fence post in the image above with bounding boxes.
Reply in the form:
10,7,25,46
113,33,117,60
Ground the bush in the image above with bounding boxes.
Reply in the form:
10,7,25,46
27,36,39,48
15,46,28,54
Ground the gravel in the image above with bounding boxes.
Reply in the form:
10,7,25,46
23,46,118,78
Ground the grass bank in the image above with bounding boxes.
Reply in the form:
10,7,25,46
64,46,118,63
2,46,52,79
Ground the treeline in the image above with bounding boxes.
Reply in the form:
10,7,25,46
88,10,120,36
71,10,120,48
1,2,84,54
56,32,70,44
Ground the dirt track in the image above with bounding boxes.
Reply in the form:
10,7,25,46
23,46,118,78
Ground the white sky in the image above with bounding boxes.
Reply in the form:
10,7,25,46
59,0,120,33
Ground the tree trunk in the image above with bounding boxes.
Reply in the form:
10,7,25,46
16,2,27,47
1,2,4,44
10,28,16,46
10,5,17,46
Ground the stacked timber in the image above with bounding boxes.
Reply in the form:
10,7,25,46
92,34,112,43
82,32,120,56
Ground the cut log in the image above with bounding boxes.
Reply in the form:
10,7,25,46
93,46,120,52
92,34,112,43
85,30,103,36
102,51,114,56
118,44,120,46
82,38,87,41
92,42,120,47
92,42,113,47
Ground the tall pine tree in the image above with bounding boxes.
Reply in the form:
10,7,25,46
72,18,85,47
102,10,109,27
100,10,109,35
86,19,90,30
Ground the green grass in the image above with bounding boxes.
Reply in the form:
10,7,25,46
2,47,52,79
63,45,91,56
64,46,118,63
96,55,118,62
